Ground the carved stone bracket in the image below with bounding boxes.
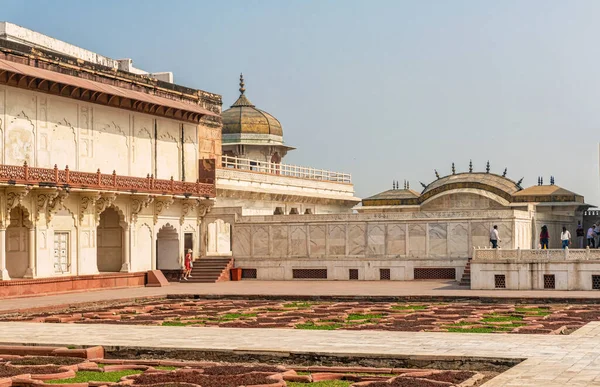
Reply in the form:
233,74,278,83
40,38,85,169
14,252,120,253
95,193,118,225
79,193,100,223
180,199,199,225
35,190,59,222
154,197,174,224
196,199,214,224
5,187,32,226
131,195,154,223
47,189,70,223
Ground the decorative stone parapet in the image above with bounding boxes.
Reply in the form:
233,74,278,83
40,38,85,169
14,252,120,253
0,162,216,198
472,247,600,261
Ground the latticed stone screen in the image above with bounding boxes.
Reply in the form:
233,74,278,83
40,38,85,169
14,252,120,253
593,275,600,290
292,269,327,279
241,269,257,279
544,274,555,289
379,268,391,280
413,268,456,280
494,274,506,289
349,269,359,280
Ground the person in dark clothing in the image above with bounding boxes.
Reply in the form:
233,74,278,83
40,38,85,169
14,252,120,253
540,225,549,249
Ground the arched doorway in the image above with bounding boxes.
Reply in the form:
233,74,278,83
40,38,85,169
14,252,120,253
97,207,123,272
157,224,180,270
206,219,231,256
6,207,30,278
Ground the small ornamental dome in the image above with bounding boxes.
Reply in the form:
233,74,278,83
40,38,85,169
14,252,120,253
222,74,283,138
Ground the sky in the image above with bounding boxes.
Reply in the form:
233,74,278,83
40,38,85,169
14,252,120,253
2,0,600,202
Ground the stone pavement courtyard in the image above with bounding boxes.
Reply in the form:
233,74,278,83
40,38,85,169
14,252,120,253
3,281,600,385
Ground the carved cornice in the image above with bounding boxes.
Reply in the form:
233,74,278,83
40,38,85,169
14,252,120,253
154,197,174,224
95,193,118,225
35,190,59,222
131,195,154,223
47,189,70,223
6,187,31,215
196,199,214,224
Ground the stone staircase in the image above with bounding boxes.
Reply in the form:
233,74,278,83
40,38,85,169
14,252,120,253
182,258,233,283
459,259,471,287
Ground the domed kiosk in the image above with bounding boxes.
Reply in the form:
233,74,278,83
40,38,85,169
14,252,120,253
221,74,294,163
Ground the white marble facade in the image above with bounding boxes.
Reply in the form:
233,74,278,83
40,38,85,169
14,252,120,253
0,85,215,280
0,85,200,182
229,210,529,280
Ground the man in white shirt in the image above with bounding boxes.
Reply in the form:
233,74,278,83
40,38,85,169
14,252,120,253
490,225,500,248
560,227,571,249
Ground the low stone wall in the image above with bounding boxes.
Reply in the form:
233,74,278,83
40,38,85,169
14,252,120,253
0,272,146,298
235,258,467,281
471,248,600,290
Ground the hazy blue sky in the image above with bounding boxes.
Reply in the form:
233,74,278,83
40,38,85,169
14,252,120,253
3,0,599,202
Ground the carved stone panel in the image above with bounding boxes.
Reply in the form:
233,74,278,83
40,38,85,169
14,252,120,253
429,223,447,257
367,224,385,256
498,223,513,249
386,224,405,256
471,222,491,249
271,225,288,257
348,224,366,255
290,225,307,257
232,226,251,257
252,226,269,256
448,223,469,257
309,225,326,257
327,224,346,256
408,224,426,257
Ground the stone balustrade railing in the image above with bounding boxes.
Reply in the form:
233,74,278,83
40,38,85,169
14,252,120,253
473,247,600,261
220,155,352,184
0,162,216,198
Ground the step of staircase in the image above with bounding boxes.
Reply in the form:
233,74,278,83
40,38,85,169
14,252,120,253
180,258,233,283
459,259,472,287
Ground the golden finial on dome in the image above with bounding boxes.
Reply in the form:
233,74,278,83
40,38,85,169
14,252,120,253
239,73,246,95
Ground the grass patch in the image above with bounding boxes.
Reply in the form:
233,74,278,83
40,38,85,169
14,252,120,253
515,307,551,316
219,313,257,321
283,302,313,309
445,321,475,327
295,321,342,330
47,370,141,384
391,305,427,311
347,313,384,321
154,366,177,370
480,314,523,322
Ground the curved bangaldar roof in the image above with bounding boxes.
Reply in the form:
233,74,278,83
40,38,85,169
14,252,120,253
421,172,521,201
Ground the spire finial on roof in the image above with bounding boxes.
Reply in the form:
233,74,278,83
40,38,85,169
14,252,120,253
435,169,440,179
540,176,544,185
486,161,490,173
420,181,427,189
452,162,456,175
502,168,507,177
517,177,523,189
392,180,396,190
239,73,246,95
469,159,473,173
407,181,410,189
550,176,555,185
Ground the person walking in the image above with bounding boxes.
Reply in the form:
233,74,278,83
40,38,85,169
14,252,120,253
560,227,571,249
540,225,549,249
182,249,193,280
490,225,500,248
587,224,597,248
576,221,584,248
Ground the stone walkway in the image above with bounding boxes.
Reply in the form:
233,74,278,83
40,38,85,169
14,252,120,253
1,321,600,386
3,280,600,312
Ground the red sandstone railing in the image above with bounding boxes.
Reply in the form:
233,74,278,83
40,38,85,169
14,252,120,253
0,162,216,197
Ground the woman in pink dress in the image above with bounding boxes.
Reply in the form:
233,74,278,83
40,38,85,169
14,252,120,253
183,249,193,280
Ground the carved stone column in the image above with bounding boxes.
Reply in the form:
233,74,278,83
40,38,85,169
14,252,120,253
121,224,131,272
78,193,100,275
0,227,9,280
23,226,35,278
